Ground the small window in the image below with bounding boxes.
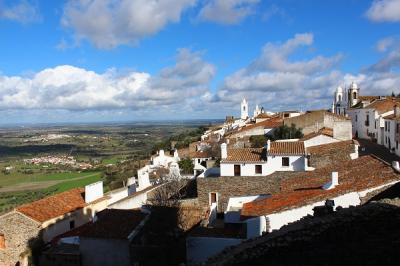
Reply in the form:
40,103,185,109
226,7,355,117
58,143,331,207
282,157,289,167
255,165,262,174
397,141,399,149
69,220,75,230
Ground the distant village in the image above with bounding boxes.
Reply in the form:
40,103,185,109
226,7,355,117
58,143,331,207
2,82,400,265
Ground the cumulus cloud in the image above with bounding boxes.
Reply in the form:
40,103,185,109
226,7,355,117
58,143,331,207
198,0,259,25
366,36,400,73
206,33,343,111
61,0,196,49
0,49,215,111
366,0,400,22
0,0,41,24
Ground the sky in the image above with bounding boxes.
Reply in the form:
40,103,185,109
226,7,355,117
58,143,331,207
0,0,400,124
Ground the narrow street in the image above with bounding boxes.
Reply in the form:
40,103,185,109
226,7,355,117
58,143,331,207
357,139,400,164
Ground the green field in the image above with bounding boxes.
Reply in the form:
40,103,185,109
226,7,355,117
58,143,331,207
0,121,218,214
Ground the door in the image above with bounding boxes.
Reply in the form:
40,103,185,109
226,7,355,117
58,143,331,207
234,165,241,176
210,192,217,204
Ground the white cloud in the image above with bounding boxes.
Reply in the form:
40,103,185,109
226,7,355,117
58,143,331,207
366,36,400,73
203,33,343,111
61,0,196,49
366,0,400,22
198,0,259,25
0,49,215,112
0,0,41,24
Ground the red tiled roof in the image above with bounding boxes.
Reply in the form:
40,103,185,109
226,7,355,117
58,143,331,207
241,155,399,217
191,150,212,159
308,140,354,155
16,188,108,223
301,127,334,141
80,209,147,239
224,148,265,162
269,141,305,155
255,113,272,119
364,98,400,114
237,118,283,133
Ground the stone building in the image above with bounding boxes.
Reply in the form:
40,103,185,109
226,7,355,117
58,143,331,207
284,110,352,140
0,182,109,265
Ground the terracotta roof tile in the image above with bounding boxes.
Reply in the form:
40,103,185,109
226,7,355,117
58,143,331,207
16,188,108,223
241,155,399,217
269,141,305,155
223,148,266,162
191,150,212,159
364,98,400,114
235,118,283,134
301,127,333,141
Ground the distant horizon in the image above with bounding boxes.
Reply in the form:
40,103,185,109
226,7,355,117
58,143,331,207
0,118,225,129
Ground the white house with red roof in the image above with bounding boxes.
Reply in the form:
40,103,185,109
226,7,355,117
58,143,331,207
219,140,312,177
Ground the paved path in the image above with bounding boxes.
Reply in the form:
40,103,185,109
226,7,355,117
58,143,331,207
356,139,400,164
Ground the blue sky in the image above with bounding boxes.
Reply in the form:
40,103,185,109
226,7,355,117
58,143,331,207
0,0,400,124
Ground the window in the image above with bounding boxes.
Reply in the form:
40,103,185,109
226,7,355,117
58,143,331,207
282,157,289,167
397,141,399,149
397,123,399,134
355,115,358,122
69,220,75,230
353,91,357,99
0,234,5,249
284,113,289,118
255,165,262,174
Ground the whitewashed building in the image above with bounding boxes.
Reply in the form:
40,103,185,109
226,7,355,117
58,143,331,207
240,155,400,233
220,140,311,177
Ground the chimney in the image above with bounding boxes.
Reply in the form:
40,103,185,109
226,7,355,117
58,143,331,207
392,161,400,172
266,139,271,151
221,143,227,159
174,149,179,159
85,181,104,203
395,105,400,117
323,172,339,190
159,150,165,157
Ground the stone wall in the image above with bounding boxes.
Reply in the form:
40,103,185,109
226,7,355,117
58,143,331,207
308,141,355,169
0,211,41,266
197,173,294,211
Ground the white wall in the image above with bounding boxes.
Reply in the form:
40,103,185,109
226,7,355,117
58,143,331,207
225,195,268,223
246,216,267,239
304,135,339,148
220,155,306,177
108,186,158,209
266,192,361,232
186,237,243,264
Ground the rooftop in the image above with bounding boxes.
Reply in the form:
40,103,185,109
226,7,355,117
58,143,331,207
241,155,399,217
80,209,147,239
222,141,306,162
269,141,305,156
359,98,400,114
16,188,109,223
300,127,334,141
223,148,265,162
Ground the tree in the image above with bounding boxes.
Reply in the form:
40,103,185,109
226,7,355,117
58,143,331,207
249,135,268,148
272,123,303,140
178,158,194,175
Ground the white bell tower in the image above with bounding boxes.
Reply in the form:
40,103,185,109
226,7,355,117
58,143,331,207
348,82,359,108
241,98,248,120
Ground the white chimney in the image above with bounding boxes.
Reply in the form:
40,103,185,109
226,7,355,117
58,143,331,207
174,149,179,159
221,143,227,159
395,105,400,117
159,149,165,157
392,161,400,172
266,139,271,151
85,181,104,203
323,172,339,190
137,168,151,191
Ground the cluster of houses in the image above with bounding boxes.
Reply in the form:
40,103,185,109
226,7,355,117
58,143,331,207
1,83,400,265
23,156,93,170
